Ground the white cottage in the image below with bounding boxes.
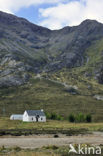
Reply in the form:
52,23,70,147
10,114,23,120
23,110,46,122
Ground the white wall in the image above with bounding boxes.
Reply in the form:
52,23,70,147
10,115,23,120
38,116,46,122
28,116,36,122
23,111,46,122
23,111,37,122
23,111,29,122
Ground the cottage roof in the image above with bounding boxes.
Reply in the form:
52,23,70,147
25,110,45,116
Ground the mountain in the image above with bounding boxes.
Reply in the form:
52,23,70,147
0,11,103,86
0,11,103,121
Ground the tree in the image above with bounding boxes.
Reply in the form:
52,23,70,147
76,113,85,123
68,114,75,122
86,114,92,123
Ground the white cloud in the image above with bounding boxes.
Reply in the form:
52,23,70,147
0,0,103,30
39,0,103,30
0,0,65,13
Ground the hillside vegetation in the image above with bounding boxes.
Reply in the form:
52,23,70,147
0,12,103,121
0,72,103,121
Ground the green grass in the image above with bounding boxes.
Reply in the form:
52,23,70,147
0,76,103,122
0,118,103,132
0,146,59,156
0,145,103,156
1,39,103,122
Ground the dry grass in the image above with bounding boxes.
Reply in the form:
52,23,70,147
0,117,103,131
1,76,103,122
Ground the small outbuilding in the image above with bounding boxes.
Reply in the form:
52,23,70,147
10,114,23,120
23,110,46,122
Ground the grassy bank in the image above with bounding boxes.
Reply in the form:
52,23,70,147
0,146,59,156
0,118,103,135
0,145,103,156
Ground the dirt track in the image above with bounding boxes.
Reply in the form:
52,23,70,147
0,132,103,149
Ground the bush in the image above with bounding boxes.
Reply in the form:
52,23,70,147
45,112,51,119
50,112,57,120
68,113,92,123
57,115,64,120
76,113,85,123
68,114,75,122
85,114,92,123
0,145,5,152
13,146,21,152
46,112,63,120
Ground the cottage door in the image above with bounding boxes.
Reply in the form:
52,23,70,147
36,115,39,122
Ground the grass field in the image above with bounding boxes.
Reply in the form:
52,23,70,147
0,145,103,156
0,118,103,132
0,146,59,156
0,76,103,122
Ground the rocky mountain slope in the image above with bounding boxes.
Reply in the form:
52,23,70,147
0,11,103,87
1,11,103,120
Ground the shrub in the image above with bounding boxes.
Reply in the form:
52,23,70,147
76,113,85,123
45,112,51,119
46,112,63,120
68,113,92,123
50,112,57,120
0,145,5,152
57,115,64,120
68,114,75,122
85,114,92,123
13,146,21,152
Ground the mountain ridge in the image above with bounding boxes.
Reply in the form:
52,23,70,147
1,11,103,120
0,11,103,87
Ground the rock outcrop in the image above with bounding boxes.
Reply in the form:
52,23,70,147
0,11,103,86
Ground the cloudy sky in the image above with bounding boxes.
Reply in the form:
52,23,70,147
0,0,103,30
